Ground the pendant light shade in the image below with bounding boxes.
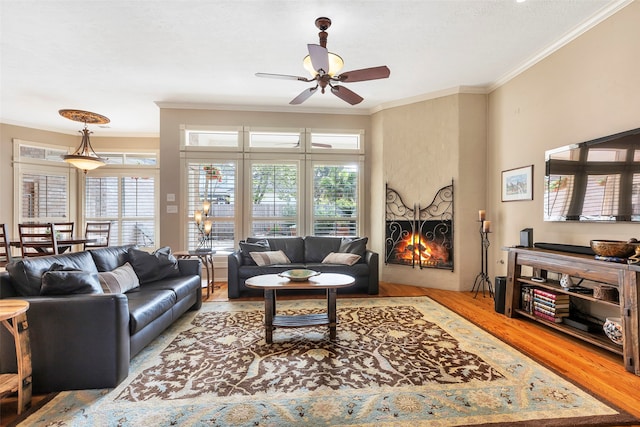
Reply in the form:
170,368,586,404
59,109,109,173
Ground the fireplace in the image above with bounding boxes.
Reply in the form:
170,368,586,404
385,183,454,270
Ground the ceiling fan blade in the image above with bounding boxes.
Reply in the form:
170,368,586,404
336,66,391,83
330,85,364,105
255,73,312,82
290,86,318,105
308,44,329,74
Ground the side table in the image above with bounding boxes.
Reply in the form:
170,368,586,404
0,300,32,415
175,249,217,298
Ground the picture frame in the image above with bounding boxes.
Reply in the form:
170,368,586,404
502,165,533,202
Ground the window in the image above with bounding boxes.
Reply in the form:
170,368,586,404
311,162,360,236
181,127,363,247
249,162,299,237
85,174,157,248
186,161,237,250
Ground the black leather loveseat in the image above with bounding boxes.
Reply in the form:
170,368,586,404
228,236,378,299
0,245,201,392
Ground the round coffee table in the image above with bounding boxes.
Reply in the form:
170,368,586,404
245,273,355,343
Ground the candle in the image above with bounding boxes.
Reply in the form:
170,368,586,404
194,210,202,225
204,220,212,236
479,210,486,221
483,220,491,233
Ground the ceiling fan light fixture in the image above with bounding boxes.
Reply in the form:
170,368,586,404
303,52,344,77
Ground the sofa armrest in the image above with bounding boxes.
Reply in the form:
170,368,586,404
177,258,201,276
227,251,242,299
365,250,379,295
0,293,130,392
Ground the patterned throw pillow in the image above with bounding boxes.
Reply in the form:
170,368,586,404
249,250,291,266
322,252,361,266
98,262,140,294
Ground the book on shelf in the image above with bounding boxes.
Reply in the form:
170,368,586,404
521,286,534,313
533,310,564,323
532,296,570,309
533,288,570,301
533,302,569,317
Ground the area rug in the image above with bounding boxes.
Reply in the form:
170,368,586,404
17,297,638,426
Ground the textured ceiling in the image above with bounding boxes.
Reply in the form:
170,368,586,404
0,0,629,136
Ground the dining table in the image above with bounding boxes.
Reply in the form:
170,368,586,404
9,237,98,254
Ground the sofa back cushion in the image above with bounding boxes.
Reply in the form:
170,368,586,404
304,236,342,263
89,245,137,272
6,251,98,296
265,237,305,263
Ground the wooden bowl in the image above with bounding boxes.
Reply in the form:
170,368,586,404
590,240,636,258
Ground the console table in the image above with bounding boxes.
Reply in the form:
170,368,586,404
505,247,640,375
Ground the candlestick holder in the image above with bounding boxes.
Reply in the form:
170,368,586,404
472,220,493,298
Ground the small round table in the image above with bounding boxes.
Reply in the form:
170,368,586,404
0,300,32,415
245,273,355,343
174,249,217,298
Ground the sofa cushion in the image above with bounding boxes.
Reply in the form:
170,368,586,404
239,240,269,265
6,251,98,296
128,247,180,284
126,289,177,334
40,264,102,296
339,237,369,261
265,237,305,263
141,275,201,301
89,245,137,272
98,262,140,294
322,252,361,266
304,236,342,262
250,250,291,266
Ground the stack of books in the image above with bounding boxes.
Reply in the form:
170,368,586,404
532,288,570,323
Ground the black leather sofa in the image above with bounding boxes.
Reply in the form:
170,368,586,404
228,236,379,299
0,245,201,392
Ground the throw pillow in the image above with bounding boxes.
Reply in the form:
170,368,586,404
339,237,368,259
98,262,140,294
239,240,270,265
128,246,180,284
40,264,102,295
322,252,361,266
250,250,291,266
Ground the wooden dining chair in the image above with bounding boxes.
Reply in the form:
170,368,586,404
0,223,12,267
53,222,74,240
84,222,111,249
18,223,59,258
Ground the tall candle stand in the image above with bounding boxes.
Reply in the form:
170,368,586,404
472,220,493,298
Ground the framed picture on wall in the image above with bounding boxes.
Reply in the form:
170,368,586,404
502,165,533,202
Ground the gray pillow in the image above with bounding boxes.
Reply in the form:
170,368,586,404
98,262,140,294
339,237,368,260
128,246,180,284
40,264,102,295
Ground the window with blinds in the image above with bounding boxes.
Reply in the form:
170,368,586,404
85,175,156,247
312,163,359,236
250,163,298,237
186,161,237,249
20,173,68,221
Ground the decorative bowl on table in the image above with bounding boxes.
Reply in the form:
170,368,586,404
279,269,320,282
590,240,637,258
603,317,623,345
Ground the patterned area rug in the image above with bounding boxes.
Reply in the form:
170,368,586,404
18,297,638,426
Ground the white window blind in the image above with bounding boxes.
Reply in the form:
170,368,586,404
85,175,156,247
312,163,359,236
250,163,298,237
186,161,237,250
20,173,68,221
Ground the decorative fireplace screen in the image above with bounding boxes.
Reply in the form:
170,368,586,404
385,181,454,270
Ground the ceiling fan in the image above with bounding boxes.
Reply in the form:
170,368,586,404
256,17,390,106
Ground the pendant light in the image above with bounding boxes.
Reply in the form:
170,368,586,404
59,109,109,173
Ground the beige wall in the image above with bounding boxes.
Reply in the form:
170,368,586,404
488,1,640,280
371,92,487,291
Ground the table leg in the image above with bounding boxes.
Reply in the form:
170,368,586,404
201,255,211,299
2,313,32,415
328,288,337,340
264,289,275,344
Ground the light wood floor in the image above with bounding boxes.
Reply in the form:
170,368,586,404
2,281,639,426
